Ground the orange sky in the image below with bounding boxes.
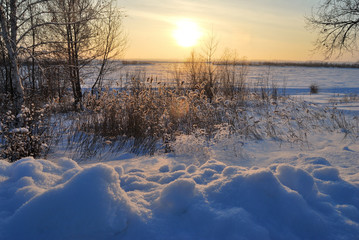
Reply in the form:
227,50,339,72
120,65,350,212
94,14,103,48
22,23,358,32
120,0,358,62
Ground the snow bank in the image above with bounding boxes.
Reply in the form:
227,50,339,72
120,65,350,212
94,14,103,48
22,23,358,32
0,158,139,240
0,157,358,240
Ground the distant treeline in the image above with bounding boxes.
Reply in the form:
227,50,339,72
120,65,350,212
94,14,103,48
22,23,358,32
119,59,359,68
121,60,153,65
217,60,359,68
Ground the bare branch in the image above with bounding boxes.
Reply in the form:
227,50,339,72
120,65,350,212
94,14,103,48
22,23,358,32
307,0,359,58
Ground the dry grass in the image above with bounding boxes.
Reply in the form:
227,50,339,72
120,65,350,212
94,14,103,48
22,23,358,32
2,60,358,162
63,65,358,159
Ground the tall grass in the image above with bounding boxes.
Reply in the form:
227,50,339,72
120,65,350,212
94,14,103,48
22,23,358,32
62,60,358,159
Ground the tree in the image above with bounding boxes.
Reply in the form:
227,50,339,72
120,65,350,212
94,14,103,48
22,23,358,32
307,0,359,57
45,0,125,109
91,4,126,94
0,0,126,113
0,0,60,113
185,50,204,90
45,0,95,109
0,0,25,116
184,31,219,100
202,30,218,101
0,35,11,94
202,30,218,83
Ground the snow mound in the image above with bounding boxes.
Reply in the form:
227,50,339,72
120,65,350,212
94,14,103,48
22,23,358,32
0,157,358,240
0,158,138,240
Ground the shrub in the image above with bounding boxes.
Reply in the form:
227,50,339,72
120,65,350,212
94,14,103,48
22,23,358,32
310,83,319,94
0,104,51,162
67,79,297,158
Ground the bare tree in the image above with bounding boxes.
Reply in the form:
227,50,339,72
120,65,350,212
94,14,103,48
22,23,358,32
218,49,248,99
184,32,219,100
0,0,126,113
45,0,126,109
202,30,218,101
202,30,218,82
307,0,359,57
91,4,126,94
185,50,204,90
0,0,53,117
0,37,11,94
0,0,25,116
45,0,94,109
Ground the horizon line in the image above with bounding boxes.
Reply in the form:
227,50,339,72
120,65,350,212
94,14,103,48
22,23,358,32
118,58,359,64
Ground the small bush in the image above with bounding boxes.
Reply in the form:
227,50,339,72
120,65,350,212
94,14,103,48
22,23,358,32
0,104,51,162
310,84,319,94
67,81,309,158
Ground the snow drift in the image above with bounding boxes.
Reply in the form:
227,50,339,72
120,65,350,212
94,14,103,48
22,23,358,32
0,157,358,240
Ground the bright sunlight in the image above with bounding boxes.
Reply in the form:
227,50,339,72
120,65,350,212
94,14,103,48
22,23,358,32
173,19,202,48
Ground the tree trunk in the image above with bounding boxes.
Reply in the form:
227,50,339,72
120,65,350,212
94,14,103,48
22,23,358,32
10,57,24,116
10,0,24,117
0,0,24,117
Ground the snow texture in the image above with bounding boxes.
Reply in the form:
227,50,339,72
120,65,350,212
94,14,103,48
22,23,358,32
0,156,358,240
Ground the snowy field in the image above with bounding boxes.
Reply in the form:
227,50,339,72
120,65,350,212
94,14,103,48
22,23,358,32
1,64,359,239
85,62,359,110
84,62,359,114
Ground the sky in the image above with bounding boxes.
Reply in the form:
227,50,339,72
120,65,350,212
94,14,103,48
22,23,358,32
120,0,357,62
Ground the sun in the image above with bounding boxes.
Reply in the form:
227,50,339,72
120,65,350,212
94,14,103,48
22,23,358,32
173,19,202,48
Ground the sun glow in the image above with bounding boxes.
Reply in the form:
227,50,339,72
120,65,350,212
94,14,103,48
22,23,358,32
173,19,202,48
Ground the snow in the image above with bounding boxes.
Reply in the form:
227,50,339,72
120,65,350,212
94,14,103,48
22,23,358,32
9,128,29,134
0,159,138,240
1,63,359,239
84,62,359,112
1,141,358,240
